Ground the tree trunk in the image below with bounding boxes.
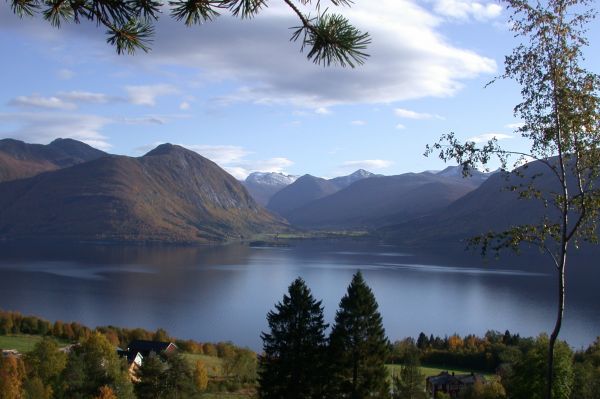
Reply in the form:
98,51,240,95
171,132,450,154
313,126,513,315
546,254,566,399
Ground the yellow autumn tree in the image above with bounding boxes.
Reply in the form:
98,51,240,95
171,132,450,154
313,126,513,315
194,360,209,391
0,355,25,399
94,386,118,399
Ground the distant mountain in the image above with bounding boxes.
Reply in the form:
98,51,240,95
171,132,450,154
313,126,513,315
286,167,488,229
242,172,298,206
266,170,376,217
380,161,563,246
0,144,286,244
330,169,377,190
0,138,107,183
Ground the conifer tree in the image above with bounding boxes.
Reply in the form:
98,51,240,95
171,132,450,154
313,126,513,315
392,349,426,399
134,353,165,399
329,271,390,399
259,277,329,399
5,0,369,67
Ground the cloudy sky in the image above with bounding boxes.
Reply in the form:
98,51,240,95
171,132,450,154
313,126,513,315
1,0,598,179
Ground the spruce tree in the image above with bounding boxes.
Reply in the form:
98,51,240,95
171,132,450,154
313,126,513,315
392,350,426,399
329,271,390,399
259,277,328,399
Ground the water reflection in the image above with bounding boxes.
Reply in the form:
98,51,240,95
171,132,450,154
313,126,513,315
0,240,598,350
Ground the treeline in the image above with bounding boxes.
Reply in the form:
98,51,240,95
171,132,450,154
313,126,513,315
390,330,528,372
0,309,241,360
0,310,257,398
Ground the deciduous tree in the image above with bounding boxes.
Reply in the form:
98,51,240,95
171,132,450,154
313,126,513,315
0,355,25,399
194,360,208,392
504,335,573,399
427,1,599,397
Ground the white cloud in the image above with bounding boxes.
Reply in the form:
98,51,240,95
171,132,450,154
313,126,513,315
342,159,394,170
315,107,331,115
121,116,166,125
9,94,76,110
395,123,406,130
468,133,513,143
505,122,524,129
394,108,443,120
59,91,116,104
52,0,494,108
179,101,190,110
0,112,112,150
351,120,366,125
183,144,250,164
1,0,497,108
57,68,74,80
125,84,179,106
433,0,503,21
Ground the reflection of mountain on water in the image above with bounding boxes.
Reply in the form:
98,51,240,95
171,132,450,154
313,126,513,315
0,240,598,351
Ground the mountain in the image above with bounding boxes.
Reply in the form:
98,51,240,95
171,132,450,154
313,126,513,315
0,144,286,244
242,172,298,206
266,170,375,217
380,161,563,246
285,167,488,229
0,138,107,183
267,175,341,216
329,169,377,190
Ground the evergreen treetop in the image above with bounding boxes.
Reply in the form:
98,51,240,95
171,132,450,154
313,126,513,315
329,271,390,399
259,277,329,399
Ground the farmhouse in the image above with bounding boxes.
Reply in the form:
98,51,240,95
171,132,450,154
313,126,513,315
426,371,486,398
117,340,178,381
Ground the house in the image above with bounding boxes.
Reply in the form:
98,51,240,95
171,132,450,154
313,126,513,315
1,349,21,358
127,340,178,358
117,340,178,381
118,348,144,382
426,371,486,398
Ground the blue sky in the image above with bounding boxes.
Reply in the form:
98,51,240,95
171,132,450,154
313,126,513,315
1,0,598,179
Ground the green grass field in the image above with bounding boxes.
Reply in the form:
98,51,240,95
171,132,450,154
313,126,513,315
387,364,494,379
0,334,69,353
0,334,44,352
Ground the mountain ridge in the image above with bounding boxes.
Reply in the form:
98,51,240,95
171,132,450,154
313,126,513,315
0,143,287,244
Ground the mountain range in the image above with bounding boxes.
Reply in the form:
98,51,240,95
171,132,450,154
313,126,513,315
0,141,285,244
0,138,107,183
242,172,298,206
380,160,565,247
2,138,542,247
266,169,378,216
284,167,490,229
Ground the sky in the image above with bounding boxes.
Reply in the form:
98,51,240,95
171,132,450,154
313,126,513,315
1,0,598,179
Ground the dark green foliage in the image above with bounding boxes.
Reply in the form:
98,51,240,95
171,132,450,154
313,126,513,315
392,349,426,399
504,335,573,399
24,337,67,395
60,332,135,399
134,353,165,399
162,354,198,398
6,0,369,66
223,348,257,383
259,277,329,399
329,271,390,399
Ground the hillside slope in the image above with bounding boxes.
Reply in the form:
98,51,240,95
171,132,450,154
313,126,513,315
0,144,286,244
0,138,107,182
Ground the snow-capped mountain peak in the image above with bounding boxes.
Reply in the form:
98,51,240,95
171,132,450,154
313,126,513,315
245,172,299,186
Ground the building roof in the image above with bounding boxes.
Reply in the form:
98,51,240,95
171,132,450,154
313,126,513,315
128,340,176,355
427,371,485,386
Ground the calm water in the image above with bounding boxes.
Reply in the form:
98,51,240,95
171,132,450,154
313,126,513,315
0,240,598,350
